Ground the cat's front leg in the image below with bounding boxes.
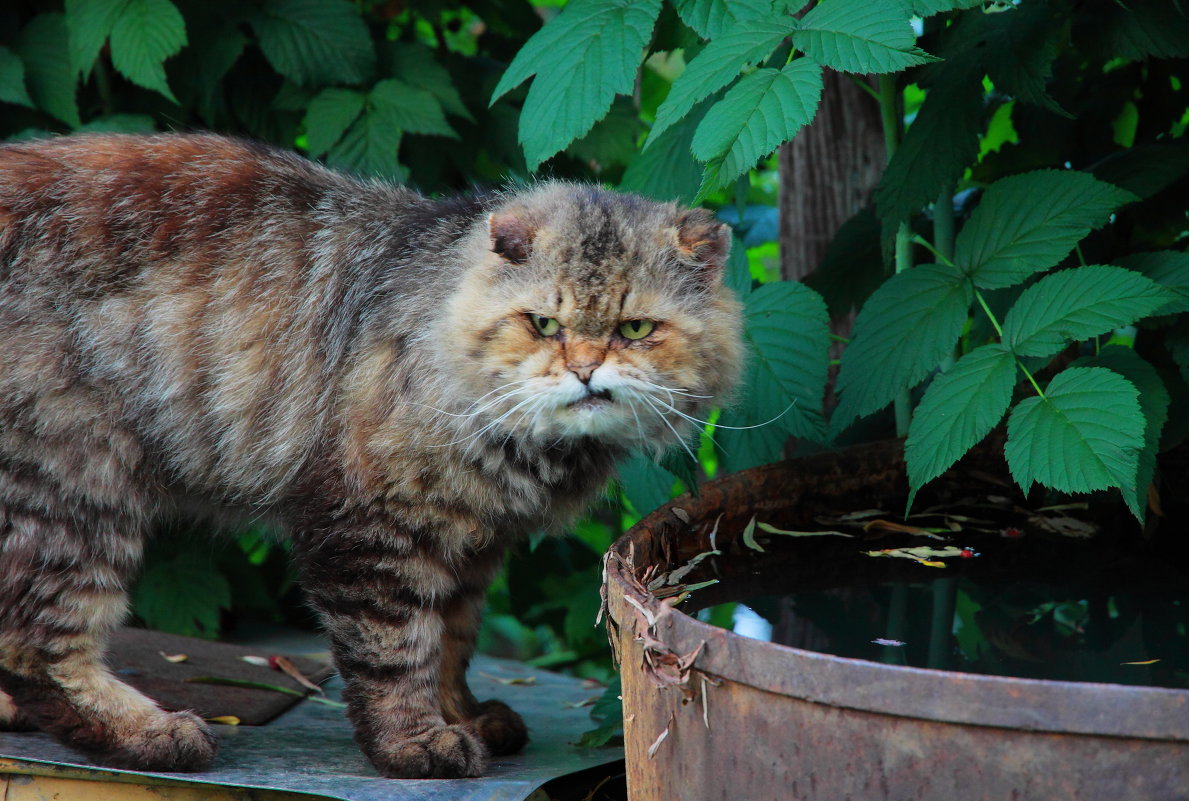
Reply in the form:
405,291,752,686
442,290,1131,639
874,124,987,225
437,548,528,757
298,531,488,779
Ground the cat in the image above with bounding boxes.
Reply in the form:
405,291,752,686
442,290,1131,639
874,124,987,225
0,133,743,779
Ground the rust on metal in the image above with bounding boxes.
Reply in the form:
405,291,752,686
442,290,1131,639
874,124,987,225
605,440,1189,801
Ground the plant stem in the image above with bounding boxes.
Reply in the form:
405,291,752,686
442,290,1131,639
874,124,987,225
974,289,1004,339
935,183,957,371
974,289,1046,399
878,74,914,438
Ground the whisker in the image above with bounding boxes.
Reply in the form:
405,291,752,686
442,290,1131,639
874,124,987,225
637,393,698,464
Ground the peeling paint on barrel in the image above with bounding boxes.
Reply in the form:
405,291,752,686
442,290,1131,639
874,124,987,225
605,441,1189,801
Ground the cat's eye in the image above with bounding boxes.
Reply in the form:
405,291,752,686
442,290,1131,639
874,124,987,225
619,320,656,340
530,313,560,337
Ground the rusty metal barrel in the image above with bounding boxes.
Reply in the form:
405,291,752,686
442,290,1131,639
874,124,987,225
603,442,1189,800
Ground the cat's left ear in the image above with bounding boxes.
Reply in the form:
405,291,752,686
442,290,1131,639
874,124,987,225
488,211,536,265
675,208,730,275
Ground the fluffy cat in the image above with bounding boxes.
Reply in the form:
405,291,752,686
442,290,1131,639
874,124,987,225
0,133,742,778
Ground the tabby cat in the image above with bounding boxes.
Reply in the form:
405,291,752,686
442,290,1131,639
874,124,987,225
0,133,742,779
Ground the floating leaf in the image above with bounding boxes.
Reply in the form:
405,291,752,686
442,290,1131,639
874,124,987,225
741,515,762,552
755,522,853,538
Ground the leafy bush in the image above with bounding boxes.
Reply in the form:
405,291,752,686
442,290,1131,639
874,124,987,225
5,0,1188,694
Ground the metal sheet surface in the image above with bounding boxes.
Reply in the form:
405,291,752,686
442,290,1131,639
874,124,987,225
0,655,620,801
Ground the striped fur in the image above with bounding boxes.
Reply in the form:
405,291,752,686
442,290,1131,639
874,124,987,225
0,133,743,778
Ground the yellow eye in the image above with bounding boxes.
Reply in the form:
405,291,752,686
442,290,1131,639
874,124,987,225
619,320,655,340
530,313,560,337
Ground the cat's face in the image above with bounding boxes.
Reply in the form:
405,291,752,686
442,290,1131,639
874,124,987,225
444,184,743,453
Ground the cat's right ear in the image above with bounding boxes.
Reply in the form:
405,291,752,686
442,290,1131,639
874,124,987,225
488,212,535,265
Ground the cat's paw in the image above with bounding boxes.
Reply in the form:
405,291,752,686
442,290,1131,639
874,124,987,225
472,699,528,756
101,711,218,772
369,723,487,779
0,690,35,731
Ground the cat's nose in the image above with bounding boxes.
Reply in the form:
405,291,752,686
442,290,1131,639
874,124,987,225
565,342,606,383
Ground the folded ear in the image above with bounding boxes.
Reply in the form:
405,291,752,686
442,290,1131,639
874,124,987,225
675,208,730,273
488,210,535,265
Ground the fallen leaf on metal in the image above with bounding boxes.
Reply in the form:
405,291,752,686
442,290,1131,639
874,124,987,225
479,672,537,686
159,651,188,663
756,522,852,538
270,654,324,694
207,715,241,725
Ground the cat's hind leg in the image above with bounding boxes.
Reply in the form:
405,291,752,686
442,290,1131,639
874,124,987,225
0,439,216,771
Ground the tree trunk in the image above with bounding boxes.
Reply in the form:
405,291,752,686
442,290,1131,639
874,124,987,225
778,72,884,282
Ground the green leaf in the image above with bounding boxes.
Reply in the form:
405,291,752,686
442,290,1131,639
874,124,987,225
691,59,822,192
722,232,753,300
383,42,472,122
304,88,365,158
874,61,983,231
906,344,1017,504
132,552,232,638
673,0,780,39
621,97,709,205
645,16,796,147
64,0,123,80
1071,347,1169,523
1005,367,1144,496
1105,1,1189,61
792,0,937,75
491,0,663,170
109,0,187,103
911,0,985,16
1003,265,1172,358
568,99,640,169
978,3,1069,118
619,453,677,515
0,46,34,108
16,13,80,128
1119,251,1189,315
833,263,973,429
78,113,156,132
252,0,375,88
1091,143,1189,201
327,110,405,181
718,280,830,471
957,171,1139,290
370,79,456,138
